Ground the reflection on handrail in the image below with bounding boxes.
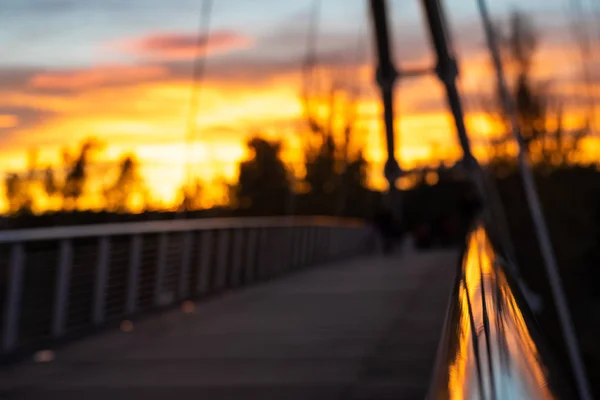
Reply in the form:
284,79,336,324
429,225,570,399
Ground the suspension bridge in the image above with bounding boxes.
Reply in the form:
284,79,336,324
0,0,595,399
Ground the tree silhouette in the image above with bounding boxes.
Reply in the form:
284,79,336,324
339,151,374,217
234,136,291,216
43,167,58,197
62,138,100,210
104,154,146,213
489,11,588,170
179,179,204,212
3,150,40,215
302,74,369,216
304,135,337,215
4,173,34,215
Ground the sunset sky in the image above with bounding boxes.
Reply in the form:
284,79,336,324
1,0,597,211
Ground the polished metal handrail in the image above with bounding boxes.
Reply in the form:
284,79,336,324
427,225,574,399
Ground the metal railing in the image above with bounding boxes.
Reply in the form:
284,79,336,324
427,224,574,399
0,216,375,356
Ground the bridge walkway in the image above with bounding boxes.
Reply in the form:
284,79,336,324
0,248,457,400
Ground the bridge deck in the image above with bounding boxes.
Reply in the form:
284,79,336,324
0,248,457,400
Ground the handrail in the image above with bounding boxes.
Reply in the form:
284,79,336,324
0,216,373,356
427,224,574,399
0,216,364,243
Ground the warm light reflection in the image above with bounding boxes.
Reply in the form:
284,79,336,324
447,226,555,399
448,283,471,400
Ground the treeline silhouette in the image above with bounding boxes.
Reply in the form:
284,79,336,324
4,138,148,217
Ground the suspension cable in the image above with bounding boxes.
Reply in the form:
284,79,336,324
476,1,593,398
288,0,322,217
335,25,364,217
369,0,403,225
302,0,322,130
184,0,214,211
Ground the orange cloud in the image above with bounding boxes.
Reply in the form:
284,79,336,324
29,64,167,90
110,31,253,61
0,114,18,129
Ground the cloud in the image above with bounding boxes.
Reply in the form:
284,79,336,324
110,31,253,61
28,64,168,91
0,114,19,129
0,67,41,91
156,41,376,90
0,105,56,142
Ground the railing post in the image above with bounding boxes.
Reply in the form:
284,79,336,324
230,229,244,287
272,228,279,273
154,233,168,306
53,239,72,338
328,227,336,260
284,227,294,271
290,228,297,268
271,228,281,275
178,231,193,299
305,227,312,265
93,236,110,325
215,229,231,290
215,230,230,290
356,229,363,254
126,235,142,314
290,226,300,269
308,227,315,263
317,227,325,261
344,229,351,256
308,226,316,264
245,229,258,283
301,227,309,266
2,243,24,352
306,227,312,265
314,226,320,263
356,228,368,254
263,228,272,276
338,228,345,257
337,229,343,258
263,228,273,277
297,227,304,266
256,228,267,278
322,227,327,259
296,227,303,266
274,227,285,274
357,228,363,253
196,230,213,294
293,228,301,268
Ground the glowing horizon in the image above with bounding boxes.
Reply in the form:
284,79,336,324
1,0,598,213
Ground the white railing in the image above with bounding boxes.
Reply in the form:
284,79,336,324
0,216,375,355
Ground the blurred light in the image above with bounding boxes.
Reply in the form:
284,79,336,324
426,171,439,185
181,300,196,313
120,320,134,332
33,350,55,363
397,175,418,190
